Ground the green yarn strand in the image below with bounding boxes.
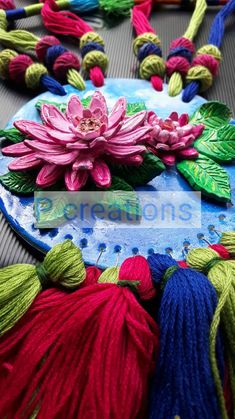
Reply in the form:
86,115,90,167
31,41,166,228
25,63,48,89
184,0,207,40
0,48,17,79
220,232,235,257
67,68,85,91
168,72,183,96
98,266,120,284
0,28,39,52
99,0,133,16
0,240,86,336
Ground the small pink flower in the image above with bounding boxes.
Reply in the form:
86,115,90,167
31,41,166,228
3,92,150,190
147,111,204,166
0,0,15,10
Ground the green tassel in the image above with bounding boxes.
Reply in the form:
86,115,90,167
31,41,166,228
0,11,39,52
99,0,134,16
0,240,86,336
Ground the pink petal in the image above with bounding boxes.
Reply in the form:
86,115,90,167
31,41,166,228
108,97,126,129
179,113,189,126
24,139,66,154
104,124,121,140
169,112,179,121
106,144,146,158
161,154,176,166
71,127,101,141
2,142,32,157
152,125,161,139
192,124,204,139
168,132,179,146
171,142,186,151
36,164,64,188
90,159,111,188
72,158,94,171
109,126,151,145
108,155,143,166
41,104,71,132
35,151,79,165
14,121,54,144
155,143,170,151
177,124,193,137
158,130,170,143
8,154,42,171
181,134,195,147
177,148,199,159
66,95,83,124
119,111,147,134
89,91,108,115
46,128,77,144
66,142,89,150
89,136,107,150
65,168,88,191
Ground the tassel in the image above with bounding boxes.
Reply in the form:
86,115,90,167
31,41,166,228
0,240,86,336
187,242,235,418
41,0,109,87
147,253,223,419
0,255,158,418
0,48,66,95
0,11,85,90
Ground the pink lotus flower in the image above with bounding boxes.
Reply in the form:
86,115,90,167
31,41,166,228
147,111,204,166
3,92,151,190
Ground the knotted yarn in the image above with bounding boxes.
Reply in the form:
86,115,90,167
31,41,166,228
0,48,66,94
0,254,158,418
41,0,108,87
166,0,207,96
0,0,15,11
36,36,85,90
183,0,235,102
187,244,235,419
147,253,222,419
132,0,165,91
0,240,86,336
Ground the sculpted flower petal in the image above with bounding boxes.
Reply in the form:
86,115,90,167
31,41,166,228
72,158,94,171
192,124,204,139
66,95,83,124
46,128,77,144
171,142,186,151
169,112,178,121
36,164,64,188
65,168,88,191
8,154,42,171
110,126,152,145
108,97,126,129
106,144,146,158
90,159,111,188
161,154,176,166
66,142,89,150
24,140,66,154
14,121,54,143
2,142,32,157
35,151,79,166
119,111,147,134
89,91,108,115
181,134,195,147
177,148,199,159
179,113,189,126
41,104,71,132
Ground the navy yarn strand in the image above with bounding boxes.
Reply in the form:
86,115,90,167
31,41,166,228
182,0,235,102
40,74,66,96
148,254,223,419
44,45,67,71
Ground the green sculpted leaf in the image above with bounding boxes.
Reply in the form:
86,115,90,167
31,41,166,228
190,101,232,129
110,152,165,186
177,155,231,202
126,102,146,116
0,127,25,144
0,171,38,194
194,124,235,162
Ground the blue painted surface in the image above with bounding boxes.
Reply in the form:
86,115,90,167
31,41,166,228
0,79,234,267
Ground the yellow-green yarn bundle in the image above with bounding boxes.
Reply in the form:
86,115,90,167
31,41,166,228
133,32,161,56
139,54,165,80
187,245,235,419
98,266,120,284
67,68,86,90
0,240,86,336
82,50,108,73
220,232,235,257
80,31,105,48
197,44,222,61
25,62,48,89
186,64,213,91
0,48,17,79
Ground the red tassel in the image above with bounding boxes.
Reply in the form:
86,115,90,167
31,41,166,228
41,0,92,37
131,0,155,35
0,258,158,418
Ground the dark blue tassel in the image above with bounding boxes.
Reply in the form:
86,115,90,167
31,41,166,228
40,74,66,96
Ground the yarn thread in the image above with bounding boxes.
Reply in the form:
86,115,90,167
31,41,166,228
148,253,223,419
166,0,207,96
0,48,66,94
0,240,86,336
132,0,165,91
187,245,235,419
183,0,235,102
41,0,108,87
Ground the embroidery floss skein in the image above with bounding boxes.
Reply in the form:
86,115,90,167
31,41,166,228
41,0,109,87
0,255,158,418
0,240,86,336
0,0,15,11
0,48,66,95
187,243,235,419
132,0,165,91
147,253,223,419
182,0,235,102
166,0,207,96
0,11,85,90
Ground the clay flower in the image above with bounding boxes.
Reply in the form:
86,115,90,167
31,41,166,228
147,111,204,166
2,92,151,190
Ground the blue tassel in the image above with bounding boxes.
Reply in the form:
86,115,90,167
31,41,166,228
69,0,99,13
147,253,223,419
40,74,66,96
